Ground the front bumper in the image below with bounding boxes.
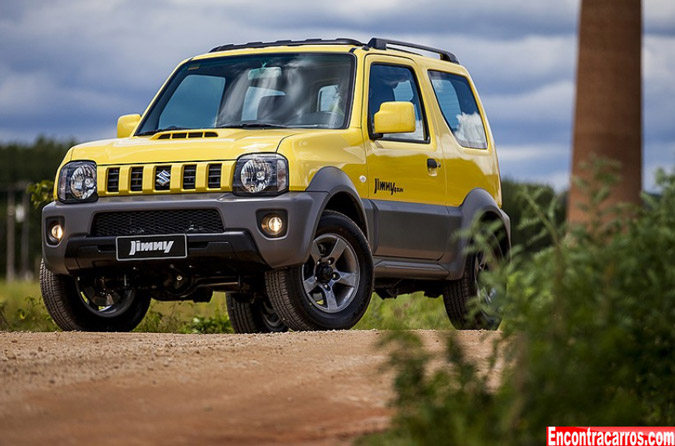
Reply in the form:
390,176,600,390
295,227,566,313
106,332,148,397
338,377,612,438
42,192,327,275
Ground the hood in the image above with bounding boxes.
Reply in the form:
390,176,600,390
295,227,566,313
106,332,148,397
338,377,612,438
70,128,298,165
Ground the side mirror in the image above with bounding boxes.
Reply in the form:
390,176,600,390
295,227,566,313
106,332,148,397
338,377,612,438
117,114,141,138
373,102,416,137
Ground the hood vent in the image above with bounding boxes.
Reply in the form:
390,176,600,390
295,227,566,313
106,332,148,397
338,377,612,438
155,131,219,140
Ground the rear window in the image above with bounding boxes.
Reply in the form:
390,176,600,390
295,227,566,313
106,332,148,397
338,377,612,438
428,71,487,149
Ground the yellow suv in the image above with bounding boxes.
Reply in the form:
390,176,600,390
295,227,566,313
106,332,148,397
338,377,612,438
40,38,510,333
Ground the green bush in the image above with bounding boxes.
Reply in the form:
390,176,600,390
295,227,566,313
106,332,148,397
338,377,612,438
501,178,566,255
361,169,675,445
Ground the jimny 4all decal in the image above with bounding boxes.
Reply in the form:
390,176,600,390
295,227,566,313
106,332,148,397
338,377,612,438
373,178,404,195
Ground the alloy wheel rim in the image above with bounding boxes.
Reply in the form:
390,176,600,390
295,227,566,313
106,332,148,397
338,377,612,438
475,249,499,316
77,277,135,318
260,299,285,331
302,233,360,314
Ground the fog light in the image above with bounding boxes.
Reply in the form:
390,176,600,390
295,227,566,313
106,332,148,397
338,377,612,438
50,223,64,242
261,214,284,237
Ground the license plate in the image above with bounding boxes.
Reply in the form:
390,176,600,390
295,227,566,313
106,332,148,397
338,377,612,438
116,234,187,261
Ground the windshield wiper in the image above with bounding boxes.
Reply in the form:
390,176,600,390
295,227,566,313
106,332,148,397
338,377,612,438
136,126,189,136
217,122,289,129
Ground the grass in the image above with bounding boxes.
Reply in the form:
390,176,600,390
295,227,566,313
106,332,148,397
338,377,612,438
0,280,452,332
356,292,453,330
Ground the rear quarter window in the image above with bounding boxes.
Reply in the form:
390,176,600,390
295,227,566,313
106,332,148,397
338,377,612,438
428,71,487,149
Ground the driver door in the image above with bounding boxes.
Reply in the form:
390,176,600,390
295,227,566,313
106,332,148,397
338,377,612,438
363,56,449,261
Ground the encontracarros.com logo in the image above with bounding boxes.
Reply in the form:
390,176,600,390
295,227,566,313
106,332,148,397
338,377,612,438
547,427,675,446
128,240,174,256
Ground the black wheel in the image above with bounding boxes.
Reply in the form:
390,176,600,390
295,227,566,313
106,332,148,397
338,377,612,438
40,260,150,332
226,293,288,333
443,232,504,330
266,210,373,331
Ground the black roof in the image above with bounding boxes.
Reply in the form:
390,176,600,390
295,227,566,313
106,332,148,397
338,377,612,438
209,37,459,64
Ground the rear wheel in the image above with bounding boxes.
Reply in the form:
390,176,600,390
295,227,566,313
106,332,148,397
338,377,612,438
266,211,373,331
226,293,287,333
40,260,150,332
443,232,504,330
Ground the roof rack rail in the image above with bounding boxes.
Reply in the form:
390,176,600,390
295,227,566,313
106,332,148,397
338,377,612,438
210,38,365,53
366,38,458,64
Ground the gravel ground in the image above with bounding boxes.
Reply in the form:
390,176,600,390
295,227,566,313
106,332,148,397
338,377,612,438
0,330,501,446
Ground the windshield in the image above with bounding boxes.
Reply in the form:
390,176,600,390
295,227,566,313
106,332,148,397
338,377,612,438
136,53,355,135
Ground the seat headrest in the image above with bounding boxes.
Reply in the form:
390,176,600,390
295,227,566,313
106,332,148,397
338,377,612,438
257,95,287,120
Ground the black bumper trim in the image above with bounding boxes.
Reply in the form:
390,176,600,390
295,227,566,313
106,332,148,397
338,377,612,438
62,231,267,272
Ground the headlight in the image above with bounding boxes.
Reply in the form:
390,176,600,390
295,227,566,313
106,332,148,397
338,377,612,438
58,161,98,203
233,154,288,195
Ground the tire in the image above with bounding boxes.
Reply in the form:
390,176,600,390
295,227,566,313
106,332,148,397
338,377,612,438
443,232,504,330
226,293,288,333
266,210,373,331
40,260,150,332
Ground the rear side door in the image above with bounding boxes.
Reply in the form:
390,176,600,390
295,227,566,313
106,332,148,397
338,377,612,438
427,69,499,207
363,56,449,261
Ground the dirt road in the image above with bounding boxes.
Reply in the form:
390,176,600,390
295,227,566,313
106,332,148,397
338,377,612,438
0,330,500,446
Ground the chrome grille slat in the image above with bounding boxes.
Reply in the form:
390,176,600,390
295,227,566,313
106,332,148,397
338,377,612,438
107,168,120,192
207,164,222,189
130,167,143,191
183,165,197,190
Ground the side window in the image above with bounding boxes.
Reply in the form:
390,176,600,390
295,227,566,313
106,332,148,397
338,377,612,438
368,64,427,142
428,71,487,149
159,75,226,129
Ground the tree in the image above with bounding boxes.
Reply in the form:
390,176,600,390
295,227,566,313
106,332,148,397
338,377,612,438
568,0,642,224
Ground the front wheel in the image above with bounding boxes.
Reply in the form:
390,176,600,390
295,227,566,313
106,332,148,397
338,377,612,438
40,261,150,332
266,211,373,331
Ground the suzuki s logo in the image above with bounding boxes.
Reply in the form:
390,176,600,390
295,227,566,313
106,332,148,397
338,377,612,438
156,169,171,187
129,240,174,256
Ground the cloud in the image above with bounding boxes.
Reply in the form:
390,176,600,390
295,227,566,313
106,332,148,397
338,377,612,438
209,0,581,39
481,80,575,148
0,0,672,189
643,35,675,141
645,0,675,34
498,143,569,162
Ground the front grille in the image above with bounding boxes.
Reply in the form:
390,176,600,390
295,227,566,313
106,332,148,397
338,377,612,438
100,162,231,195
91,209,224,237
107,168,119,192
130,167,143,191
182,165,196,190
208,164,222,189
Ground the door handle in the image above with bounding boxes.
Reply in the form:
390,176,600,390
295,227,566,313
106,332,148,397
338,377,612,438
427,158,441,169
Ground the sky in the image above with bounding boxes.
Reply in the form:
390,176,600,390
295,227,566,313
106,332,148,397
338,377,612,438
0,0,673,190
